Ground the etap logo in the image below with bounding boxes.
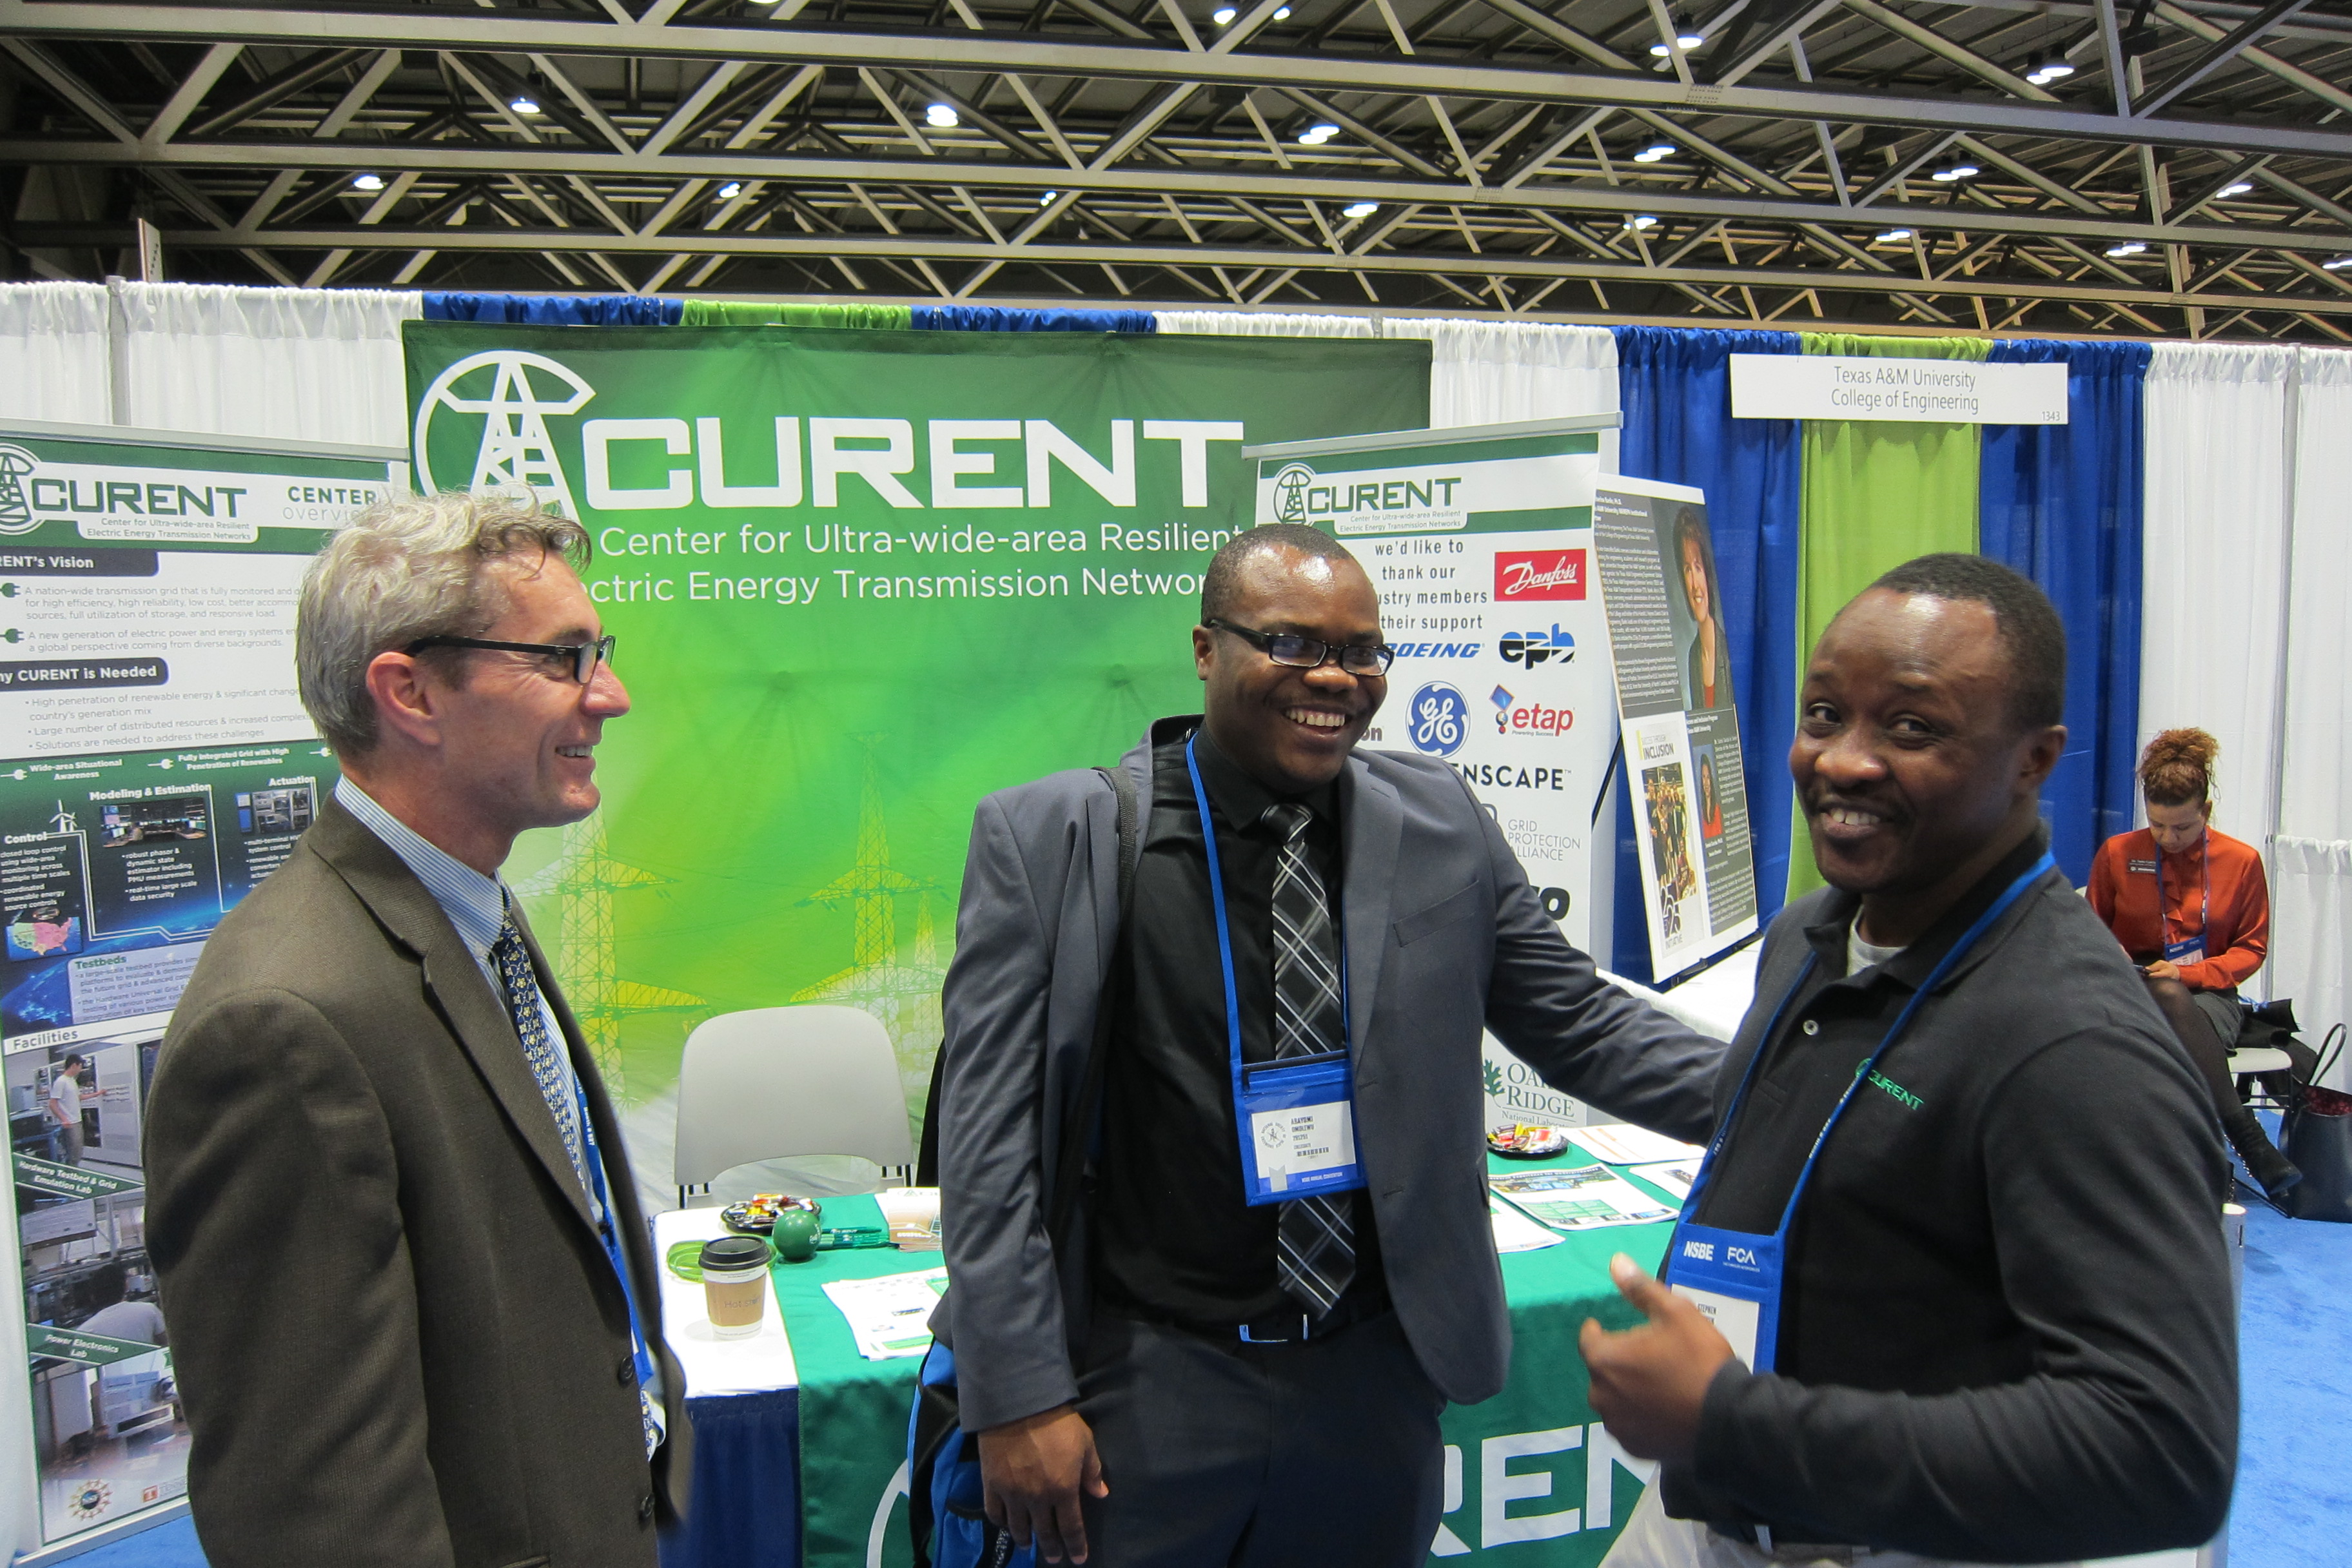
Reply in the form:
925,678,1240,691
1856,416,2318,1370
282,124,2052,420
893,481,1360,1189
413,349,597,517
1498,624,1574,668
1489,685,1573,737
1495,548,1587,602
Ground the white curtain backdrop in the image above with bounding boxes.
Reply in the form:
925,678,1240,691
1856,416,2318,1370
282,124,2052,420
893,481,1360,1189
1150,309,1376,337
115,282,420,449
2273,347,2352,1082
2139,343,2296,905
0,281,112,426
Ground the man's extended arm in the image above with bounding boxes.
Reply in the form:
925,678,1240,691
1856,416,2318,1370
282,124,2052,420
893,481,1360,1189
146,990,456,1567
1690,1027,2237,1561
1471,792,1725,1144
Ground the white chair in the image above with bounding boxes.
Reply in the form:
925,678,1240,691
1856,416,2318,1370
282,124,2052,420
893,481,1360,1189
672,1005,915,1208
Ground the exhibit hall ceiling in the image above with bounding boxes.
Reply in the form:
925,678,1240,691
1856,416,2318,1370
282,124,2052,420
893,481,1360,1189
1,0,2348,337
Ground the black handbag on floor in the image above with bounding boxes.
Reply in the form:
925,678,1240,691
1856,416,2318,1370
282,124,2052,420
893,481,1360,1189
2280,1026,2352,1223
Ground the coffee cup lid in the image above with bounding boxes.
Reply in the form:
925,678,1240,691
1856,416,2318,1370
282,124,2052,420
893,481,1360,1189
700,1235,772,1271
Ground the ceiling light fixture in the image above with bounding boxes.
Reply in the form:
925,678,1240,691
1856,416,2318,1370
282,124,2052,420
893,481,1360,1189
351,173,385,191
1273,5,1291,16
2322,255,2352,271
509,93,541,115
925,103,959,128
1928,164,1980,182
1628,214,1659,230
1342,201,1378,217
1297,122,1340,146
2025,58,2075,84
1212,5,1236,17
1875,228,1913,243
2218,181,2253,197
717,181,743,199
2106,240,2148,257
1632,141,1676,162
1041,190,1058,205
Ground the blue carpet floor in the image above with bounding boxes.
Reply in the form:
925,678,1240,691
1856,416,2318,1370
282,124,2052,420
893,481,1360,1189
56,1201,2352,1568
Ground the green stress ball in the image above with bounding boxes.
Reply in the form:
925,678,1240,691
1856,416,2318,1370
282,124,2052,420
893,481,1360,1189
770,1206,821,1263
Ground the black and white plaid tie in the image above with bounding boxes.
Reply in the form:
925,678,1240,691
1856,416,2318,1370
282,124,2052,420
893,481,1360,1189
1262,801,1357,1315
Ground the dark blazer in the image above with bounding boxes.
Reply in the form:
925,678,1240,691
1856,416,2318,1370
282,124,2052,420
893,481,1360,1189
934,717,1724,1433
147,798,689,1568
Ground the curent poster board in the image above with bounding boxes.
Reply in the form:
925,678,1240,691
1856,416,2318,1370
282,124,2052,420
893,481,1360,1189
1245,416,1622,1135
1589,476,1759,981
0,420,400,1560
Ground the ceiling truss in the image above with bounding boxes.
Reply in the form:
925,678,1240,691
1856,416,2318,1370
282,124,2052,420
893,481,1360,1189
0,0,2344,338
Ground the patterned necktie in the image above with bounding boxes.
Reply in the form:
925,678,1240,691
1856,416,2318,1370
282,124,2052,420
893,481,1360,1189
490,914,589,1199
1262,801,1357,1315
489,912,663,1458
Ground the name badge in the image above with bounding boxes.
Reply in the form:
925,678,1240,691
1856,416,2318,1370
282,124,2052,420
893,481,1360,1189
1237,1052,1366,1206
2163,936,2206,966
2129,858,2159,875
1661,1222,1780,1371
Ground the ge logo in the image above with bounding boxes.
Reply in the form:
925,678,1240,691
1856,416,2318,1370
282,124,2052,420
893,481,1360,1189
1260,1122,1285,1148
1408,682,1469,758
1271,463,1316,524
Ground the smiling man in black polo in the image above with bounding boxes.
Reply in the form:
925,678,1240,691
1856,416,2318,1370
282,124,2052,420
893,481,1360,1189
1580,554,2236,1567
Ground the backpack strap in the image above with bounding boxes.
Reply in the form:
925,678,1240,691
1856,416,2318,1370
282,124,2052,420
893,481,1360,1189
1046,763,1141,1244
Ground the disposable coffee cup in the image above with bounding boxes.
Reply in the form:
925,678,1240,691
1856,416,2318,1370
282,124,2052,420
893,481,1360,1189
699,1235,772,1339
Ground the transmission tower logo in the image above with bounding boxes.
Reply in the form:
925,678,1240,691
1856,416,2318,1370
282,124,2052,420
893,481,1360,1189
0,444,42,535
413,351,596,517
1271,463,1316,524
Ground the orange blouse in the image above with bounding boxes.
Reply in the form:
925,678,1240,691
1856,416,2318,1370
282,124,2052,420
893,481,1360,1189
2086,825,2268,992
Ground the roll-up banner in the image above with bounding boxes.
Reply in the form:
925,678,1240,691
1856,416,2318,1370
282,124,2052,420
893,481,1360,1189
1590,477,1759,980
0,422,397,1557
1246,417,1619,1136
401,323,1433,1121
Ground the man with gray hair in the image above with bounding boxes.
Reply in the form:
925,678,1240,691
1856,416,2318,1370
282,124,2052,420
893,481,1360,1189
146,491,688,1567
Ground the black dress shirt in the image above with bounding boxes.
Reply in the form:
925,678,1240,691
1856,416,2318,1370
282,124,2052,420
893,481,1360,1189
1091,724,1387,1328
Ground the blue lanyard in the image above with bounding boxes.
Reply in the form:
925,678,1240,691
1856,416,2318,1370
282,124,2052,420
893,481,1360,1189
1678,851,2057,1239
1183,734,1352,1105
2154,834,2209,952
573,1072,658,1395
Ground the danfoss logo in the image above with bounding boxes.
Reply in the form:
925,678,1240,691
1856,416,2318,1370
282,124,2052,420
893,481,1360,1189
1495,549,1587,602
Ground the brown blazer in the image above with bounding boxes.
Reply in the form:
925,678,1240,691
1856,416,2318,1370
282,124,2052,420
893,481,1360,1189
147,798,690,1568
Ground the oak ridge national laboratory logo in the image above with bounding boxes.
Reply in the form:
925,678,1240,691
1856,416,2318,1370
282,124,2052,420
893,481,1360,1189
1271,463,1316,524
413,350,597,518
1407,681,1469,758
0,442,42,535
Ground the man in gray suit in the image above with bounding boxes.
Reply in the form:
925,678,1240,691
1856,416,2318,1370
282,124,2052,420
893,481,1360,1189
935,524,1722,1566
147,493,687,1567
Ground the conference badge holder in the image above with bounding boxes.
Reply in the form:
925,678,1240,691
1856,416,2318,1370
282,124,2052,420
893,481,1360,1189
1662,852,2055,1373
1186,734,1367,1209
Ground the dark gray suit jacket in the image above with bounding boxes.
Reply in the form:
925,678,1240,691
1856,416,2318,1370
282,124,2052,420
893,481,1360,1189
934,718,1724,1433
147,798,689,1568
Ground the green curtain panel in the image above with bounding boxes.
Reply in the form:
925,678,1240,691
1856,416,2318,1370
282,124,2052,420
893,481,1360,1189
676,300,915,329
1786,333,1991,901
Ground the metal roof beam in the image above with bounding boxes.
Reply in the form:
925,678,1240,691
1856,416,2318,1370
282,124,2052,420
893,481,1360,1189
10,137,2340,253
10,3,2352,161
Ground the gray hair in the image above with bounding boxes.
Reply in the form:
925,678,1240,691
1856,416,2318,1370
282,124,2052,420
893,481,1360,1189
296,491,591,758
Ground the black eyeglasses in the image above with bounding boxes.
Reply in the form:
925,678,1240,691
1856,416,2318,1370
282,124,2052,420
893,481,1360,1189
405,634,616,685
1204,618,1394,677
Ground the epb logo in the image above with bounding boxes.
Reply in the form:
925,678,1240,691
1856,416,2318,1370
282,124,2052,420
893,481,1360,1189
1407,682,1469,758
1681,1239,1716,1262
1499,625,1574,668
1389,641,1480,659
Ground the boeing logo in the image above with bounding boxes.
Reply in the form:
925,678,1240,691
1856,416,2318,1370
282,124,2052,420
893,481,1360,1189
1389,641,1480,659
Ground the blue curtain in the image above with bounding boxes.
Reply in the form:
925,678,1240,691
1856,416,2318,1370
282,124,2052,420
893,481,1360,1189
912,305,1157,333
1609,326,1805,983
1979,338,2149,886
660,1389,799,1568
422,292,684,326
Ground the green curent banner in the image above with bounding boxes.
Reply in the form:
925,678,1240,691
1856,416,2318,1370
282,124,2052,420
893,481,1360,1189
402,323,1431,1107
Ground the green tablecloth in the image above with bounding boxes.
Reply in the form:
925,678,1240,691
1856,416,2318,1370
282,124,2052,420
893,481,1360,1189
771,1154,1677,1567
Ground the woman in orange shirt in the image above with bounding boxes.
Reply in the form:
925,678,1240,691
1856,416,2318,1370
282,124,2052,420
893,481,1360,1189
2088,729,2296,1198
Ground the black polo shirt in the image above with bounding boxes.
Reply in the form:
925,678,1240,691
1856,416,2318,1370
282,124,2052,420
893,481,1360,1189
1662,825,2239,1560
1090,724,1386,1328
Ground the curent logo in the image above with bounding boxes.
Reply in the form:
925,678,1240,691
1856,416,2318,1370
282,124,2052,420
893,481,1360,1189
412,349,597,518
0,443,43,535
1271,462,1316,524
